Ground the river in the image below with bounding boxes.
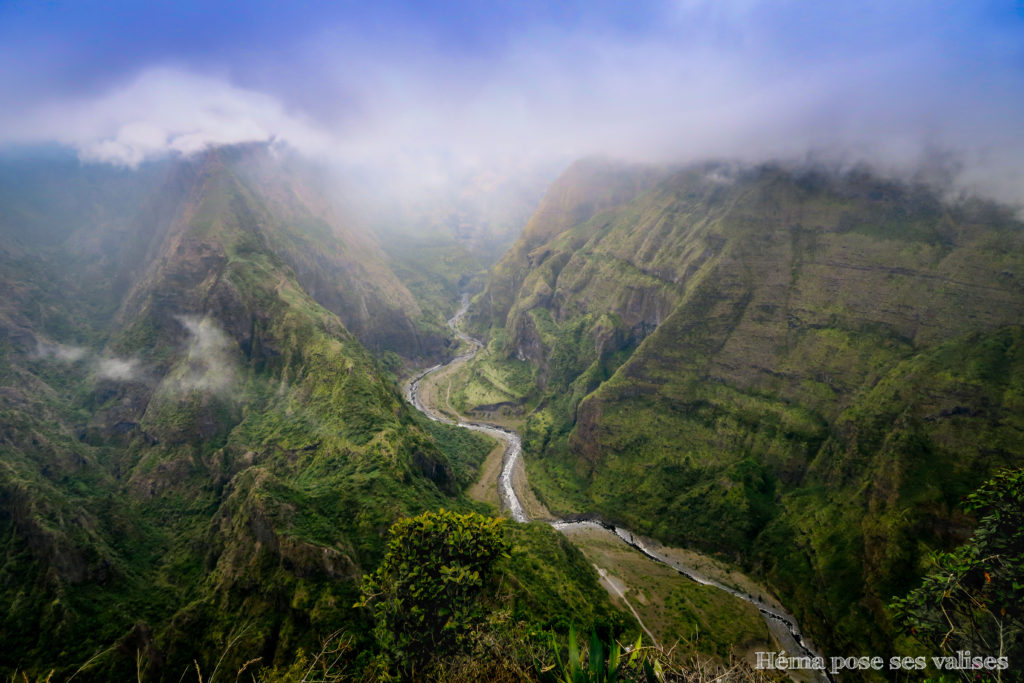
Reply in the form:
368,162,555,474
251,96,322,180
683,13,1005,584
406,295,831,682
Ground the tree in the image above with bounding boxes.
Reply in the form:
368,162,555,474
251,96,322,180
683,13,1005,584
356,509,510,673
891,467,1024,673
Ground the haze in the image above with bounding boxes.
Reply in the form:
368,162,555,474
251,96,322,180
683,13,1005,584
2,0,1022,203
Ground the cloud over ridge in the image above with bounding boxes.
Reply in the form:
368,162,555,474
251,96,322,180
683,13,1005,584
8,69,331,167
174,315,238,395
1,1,1021,200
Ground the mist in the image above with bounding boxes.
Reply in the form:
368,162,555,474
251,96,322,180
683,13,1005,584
35,341,89,364
35,339,145,382
1,1,1021,203
94,356,142,382
32,315,237,392
173,315,238,395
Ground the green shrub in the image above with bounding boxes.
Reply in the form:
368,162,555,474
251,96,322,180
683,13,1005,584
356,509,510,673
891,467,1024,666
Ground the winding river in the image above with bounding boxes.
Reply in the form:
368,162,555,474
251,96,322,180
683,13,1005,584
407,295,831,682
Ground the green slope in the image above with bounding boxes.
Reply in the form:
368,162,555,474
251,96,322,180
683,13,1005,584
0,148,624,681
471,161,1024,662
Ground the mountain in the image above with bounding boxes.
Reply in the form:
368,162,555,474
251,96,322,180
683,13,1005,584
0,147,621,680
468,159,1024,659
369,163,556,262
223,146,443,357
6,145,1021,678
473,157,670,334
360,161,559,345
0,144,441,360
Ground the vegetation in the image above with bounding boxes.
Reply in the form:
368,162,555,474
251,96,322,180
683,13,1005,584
5,149,1024,681
0,146,637,681
356,510,511,672
891,467,1024,671
542,626,784,683
467,160,1024,666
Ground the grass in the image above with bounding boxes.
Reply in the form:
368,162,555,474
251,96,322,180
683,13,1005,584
558,525,772,662
446,339,535,417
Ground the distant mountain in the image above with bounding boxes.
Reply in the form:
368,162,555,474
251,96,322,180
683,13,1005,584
363,161,559,336
473,157,670,333
0,145,455,676
472,159,1024,657
222,146,441,357
0,144,445,360
0,146,622,680
365,162,557,262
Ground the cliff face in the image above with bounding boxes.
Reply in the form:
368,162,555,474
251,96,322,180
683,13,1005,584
482,161,1024,655
0,147,462,679
224,146,438,357
473,157,669,335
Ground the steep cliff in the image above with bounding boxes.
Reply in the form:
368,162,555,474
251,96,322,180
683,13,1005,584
473,158,669,334
0,147,470,679
477,160,1024,657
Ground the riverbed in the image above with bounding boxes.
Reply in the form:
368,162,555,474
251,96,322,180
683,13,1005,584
406,295,830,682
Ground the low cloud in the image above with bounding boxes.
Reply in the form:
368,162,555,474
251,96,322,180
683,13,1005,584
95,356,141,381
6,68,331,168
35,339,143,382
1,2,1021,203
35,341,89,363
33,316,237,390
173,315,237,394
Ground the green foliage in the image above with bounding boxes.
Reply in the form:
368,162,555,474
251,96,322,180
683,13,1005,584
549,625,625,683
417,415,495,489
500,524,628,634
448,344,535,415
476,160,1024,661
356,509,511,671
891,467,1024,661
546,627,669,683
255,631,355,683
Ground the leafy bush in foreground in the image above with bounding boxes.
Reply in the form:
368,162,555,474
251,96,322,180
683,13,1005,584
355,509,510,674
892,467,1024,669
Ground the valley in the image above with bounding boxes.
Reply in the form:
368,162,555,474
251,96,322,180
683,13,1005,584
409,294,827,675
4,3,1024,680
1,147,1021,681
0,147,628,681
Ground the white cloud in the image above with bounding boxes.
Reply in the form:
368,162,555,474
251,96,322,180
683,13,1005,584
173,315,237,394
7,68,333,167
36,339,143,381
1,3,1021,203
95,356,141,381
33,317,237,390
35,341,89,362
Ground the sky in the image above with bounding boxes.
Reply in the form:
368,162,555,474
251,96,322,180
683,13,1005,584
1,0,1023,200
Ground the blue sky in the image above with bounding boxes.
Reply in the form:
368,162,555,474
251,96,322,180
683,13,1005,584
2,0,1022,199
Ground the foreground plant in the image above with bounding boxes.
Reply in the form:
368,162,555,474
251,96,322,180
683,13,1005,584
547,624,650,683
355,509,510,675
891,466,1023,679
545,625,789,683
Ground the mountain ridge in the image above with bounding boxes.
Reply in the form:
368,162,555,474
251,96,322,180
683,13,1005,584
1,146,621,680
465,159,1024,662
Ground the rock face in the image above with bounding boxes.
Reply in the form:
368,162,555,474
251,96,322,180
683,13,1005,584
0,145,462,680
480,160,1024,656
224,146,437,357
474,157,670,334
